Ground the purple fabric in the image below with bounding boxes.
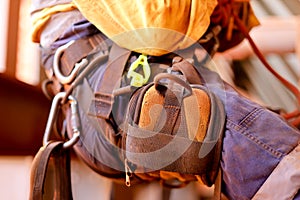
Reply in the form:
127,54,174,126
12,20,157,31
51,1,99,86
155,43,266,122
51,20,101,49
31,0,72,13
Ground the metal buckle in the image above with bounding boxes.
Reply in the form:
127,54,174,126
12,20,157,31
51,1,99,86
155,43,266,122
43,92,80,149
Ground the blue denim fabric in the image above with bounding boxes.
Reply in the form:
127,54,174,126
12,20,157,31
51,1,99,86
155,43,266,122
197,65,300,199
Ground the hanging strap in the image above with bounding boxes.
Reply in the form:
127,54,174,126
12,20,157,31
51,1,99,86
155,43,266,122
213,168,222,200
29,141,72,200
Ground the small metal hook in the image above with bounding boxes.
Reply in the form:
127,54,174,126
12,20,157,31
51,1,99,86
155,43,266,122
43,92,80,149
53,40,88,84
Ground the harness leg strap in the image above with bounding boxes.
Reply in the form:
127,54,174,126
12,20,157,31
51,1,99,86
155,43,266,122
29,141,73,200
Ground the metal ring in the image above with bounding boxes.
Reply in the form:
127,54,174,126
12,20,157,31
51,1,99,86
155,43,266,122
63,131,80,149
43,92,80,149
63,95,80,149
154,73,193,97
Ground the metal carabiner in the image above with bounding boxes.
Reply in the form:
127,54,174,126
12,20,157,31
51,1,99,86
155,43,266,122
64,95,80,149
43,92,80,149
53,40,88,84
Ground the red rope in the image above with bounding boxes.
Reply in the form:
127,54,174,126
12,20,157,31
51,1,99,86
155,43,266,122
211,0,234,27
233,13,300,104
232,9,300,126
211,0,300,126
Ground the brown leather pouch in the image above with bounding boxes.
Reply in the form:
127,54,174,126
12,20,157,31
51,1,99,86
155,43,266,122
124,58,226,188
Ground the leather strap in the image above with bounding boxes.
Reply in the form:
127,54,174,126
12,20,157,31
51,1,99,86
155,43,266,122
126,125,218,175
162,187,172,200
30,141,72,200
213,168,222,200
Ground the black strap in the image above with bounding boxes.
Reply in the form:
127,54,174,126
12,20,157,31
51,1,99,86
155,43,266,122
29,141,72,200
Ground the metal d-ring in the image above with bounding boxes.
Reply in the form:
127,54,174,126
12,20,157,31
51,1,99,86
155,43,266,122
154,73,193,97
43,92,80,149
53,40,88,84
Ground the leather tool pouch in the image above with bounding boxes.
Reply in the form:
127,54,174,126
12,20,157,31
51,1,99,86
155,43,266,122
124,58,226,188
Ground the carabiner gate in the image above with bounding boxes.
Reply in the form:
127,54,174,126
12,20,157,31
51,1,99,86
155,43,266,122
43,92,80,149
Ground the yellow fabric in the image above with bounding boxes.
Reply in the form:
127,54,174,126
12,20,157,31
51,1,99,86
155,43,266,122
72,0,218,56
31,3,77,43
138,86,165,130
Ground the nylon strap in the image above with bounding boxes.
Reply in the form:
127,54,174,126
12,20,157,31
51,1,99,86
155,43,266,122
60,34,109,75
91,44,131,119
157,83,184,135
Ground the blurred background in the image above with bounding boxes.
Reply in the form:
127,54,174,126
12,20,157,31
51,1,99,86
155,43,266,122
0,0,299,199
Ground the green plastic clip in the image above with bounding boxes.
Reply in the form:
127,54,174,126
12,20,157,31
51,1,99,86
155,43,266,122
127,54,151,87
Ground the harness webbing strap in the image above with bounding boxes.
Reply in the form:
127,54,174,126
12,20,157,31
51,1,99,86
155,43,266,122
60,34,108,75
92,44,131,119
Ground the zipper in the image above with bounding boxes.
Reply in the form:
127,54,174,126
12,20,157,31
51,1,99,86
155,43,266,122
125,158,132,187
